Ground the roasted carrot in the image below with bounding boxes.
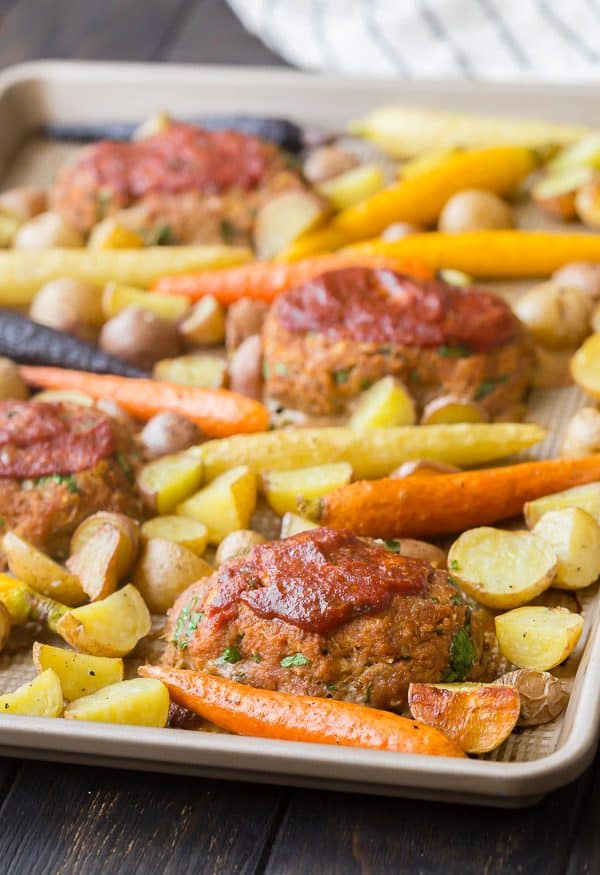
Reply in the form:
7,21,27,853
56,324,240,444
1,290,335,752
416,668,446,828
348,230,600,279
305,455,600,539
19,366,269,437
151,253,433,305
139,666,465,758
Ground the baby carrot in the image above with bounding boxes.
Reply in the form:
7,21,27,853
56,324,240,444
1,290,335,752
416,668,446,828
306,455,600,538
139,666,465,758
19,366,269,437
151,253,433,305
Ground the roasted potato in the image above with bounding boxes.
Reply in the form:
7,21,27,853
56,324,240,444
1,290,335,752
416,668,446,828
303,145,358,184
228,334,263,400
553,262,600,300
139,412,201,459
177,465,257,544
56,585,151,657
279,512,319,539
494,669,567,726
265,462,353,517
447,527,557,609
253,190,327,260
524,482,600,527
215,529,267,566
0,602,11,653
34,388,93,406
225,298,268,353
100,306,182,370
2,532,86,606
138,452,203,514
0,669,63,717
67,525,126,602
384,538,446,568
575,179,600,228
180,295,226,346
421,395,488,425
70,512,139,581
513,282,593,350
88,218,145,249
102,281,189,321
0,186,47,222
153,355,227,389
141,515,208,555
13,211,83,249
318,163,385,210
531,166,594,220
64,678,169,727
133,538,213,613
30,277,103,339
532,508,600,590
438,189,513,233
495,606,584,671
561,407,600,456
0,356,28,400
571,332,600,398
408,682,520,754
32,642,124,701
349,376,416,429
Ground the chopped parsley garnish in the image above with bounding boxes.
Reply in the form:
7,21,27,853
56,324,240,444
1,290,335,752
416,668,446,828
437,344,472,358
251,653,262,663
218,646,243,665
115,453,134,483
449,559,460,571
377,346,393,356
155,224,174,245
219,218,236,243
280,652,311,668
360,379,374,391
450,594,465,606
35,473,79,494
447,574,460,588
262,362,270,379
332,368,351,385
364,683,373,704
172,601,204,650
408,369,420,384
475,375,509,400
382,538,402,554
0,518,4,529
442,626,475,682
274,362,288,377
325,682,338,693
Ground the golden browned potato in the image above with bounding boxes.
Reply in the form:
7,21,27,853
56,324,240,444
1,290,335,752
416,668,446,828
225,298,269,353
317,164,385,210
553,262,600,300
30,277,104,339
0,669,63,717
279,512,319,539
524,482,600,528
88,218,145,250
438,189,513,233
0,186,47,222
70,512,140,581
350,376,416,429
180,295,226,346
177,465,257,544
0,601,11,653
265,462,353,517
133,538,213,613
140,515,208,555
99,306,182,370
561,407,600,456
138,452,204,514
32,642,124,701
303,145,359,184
254,190,327,260
56,584,151,657
532,507,600,590
575,179,600,227
495,606,584,671
2,531,86,606
215,529,267,567
0,356,28,400
420,395,488,425
67,524,128,601
138,411,201,459
102,281,188,320
153,355,227,389
531,167,593,221
13,211,83,248
64,677,169,726
494,669,567,726
512,281,593,349
228,334,263,400
532,346,574,390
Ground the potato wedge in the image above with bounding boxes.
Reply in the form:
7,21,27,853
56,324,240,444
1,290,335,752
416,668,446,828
2,532,85,606
254,190,327,260
32,642,124,701
89,219,145,250
70,512,140,581
215,530,266,566
0,573,69,630
141,515,208,555
67,524,124,601
133,539,213,613
138,452,203,514
571,333,600,398
494,669,567,726
408,682,520,754
280,512,319,539
265,462,353,517
421,396,488,425
64,678,169,727
532,508,600,590
179,295,226,346
153,355,227,389
177,465,257,544
0,668,63,717
349,377,416,429
102,281,189,321
524,481,600,528
318,163,385,210
447,527,557,609
496,606,584,671
56,585,151,657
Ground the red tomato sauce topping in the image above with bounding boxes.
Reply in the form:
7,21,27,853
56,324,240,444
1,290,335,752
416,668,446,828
75,123,278,200
0,401,116,479
207,528,431,634
275,268,516,352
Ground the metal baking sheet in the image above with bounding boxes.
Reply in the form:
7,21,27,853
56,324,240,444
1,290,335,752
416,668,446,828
0,60,599,806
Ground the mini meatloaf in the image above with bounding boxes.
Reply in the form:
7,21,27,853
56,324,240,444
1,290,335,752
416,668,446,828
164,527,481,711
52,123,304,245
0,400,143,561
262,268,535,418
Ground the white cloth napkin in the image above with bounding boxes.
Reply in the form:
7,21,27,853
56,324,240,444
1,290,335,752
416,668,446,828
228,0,600,81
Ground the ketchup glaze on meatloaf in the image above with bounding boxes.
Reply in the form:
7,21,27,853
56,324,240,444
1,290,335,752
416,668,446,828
165,528,481,711
262,267,534,418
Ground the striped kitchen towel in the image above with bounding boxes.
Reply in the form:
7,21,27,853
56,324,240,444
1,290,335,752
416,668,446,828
227,0,600,81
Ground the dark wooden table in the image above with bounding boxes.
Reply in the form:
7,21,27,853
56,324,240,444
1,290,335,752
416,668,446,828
0,2,598,871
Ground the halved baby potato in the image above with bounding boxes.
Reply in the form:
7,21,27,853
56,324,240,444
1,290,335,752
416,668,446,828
494,669,567,726
67,524,124,602
280,512,319,539
447,527,557,609
253,190,327,260
70,512,140,583
349,376,416,429
0,668,63,718
102,281,189,321
141,515,209,555
179,295,226,347
2,532,86,607
138,452,203,514
524,482,600,528
571,333,600,397
153,355,227,389
32,642,124,701
495,606,584,671
177,465,257,544
56,585,151,657
64,678,169,727
407,682,520,754
264,462,353,517
133,538,213,613
215,529,267,566
387,538,446,568
532,508,600,590
421,395,488,425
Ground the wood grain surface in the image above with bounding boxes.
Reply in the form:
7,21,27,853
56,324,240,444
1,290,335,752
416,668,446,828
0,1,597,873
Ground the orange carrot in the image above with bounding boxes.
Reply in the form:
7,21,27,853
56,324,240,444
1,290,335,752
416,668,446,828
20,366,269,437
307,455,600,539
139,666,465,758
151,253,433,305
